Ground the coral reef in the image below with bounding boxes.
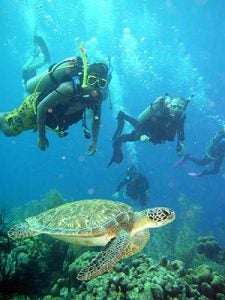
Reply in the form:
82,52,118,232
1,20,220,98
0,208,13,237
0,235,225,300
0,236,69,299
197,235,223,260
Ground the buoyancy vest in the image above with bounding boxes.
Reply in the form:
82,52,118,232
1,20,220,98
145,96,185,144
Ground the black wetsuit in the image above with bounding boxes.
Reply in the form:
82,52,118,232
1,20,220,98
116,172,150,205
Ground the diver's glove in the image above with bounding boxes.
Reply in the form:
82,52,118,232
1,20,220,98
87,141,96,156
176,141,184,156
112,192,120,199
38,136,49,151
145,189,150,199
140,135,150,143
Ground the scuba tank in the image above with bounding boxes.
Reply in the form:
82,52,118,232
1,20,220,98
26,57,83,95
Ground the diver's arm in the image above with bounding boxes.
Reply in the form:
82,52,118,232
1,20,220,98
92,114,101,144
177,116,185,142
141,174,150,190
112,178,128,199
213,129,225,144
87,103,102,156
37,81,73,150
116,178,129,192
176,116,185,156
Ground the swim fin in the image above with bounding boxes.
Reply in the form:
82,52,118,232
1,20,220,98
112,111,125,141
107,141,123,167
34,35,51,63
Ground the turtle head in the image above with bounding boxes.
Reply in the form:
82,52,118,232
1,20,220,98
144,207,175,228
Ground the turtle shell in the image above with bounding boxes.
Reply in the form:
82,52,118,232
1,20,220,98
25,199,134,237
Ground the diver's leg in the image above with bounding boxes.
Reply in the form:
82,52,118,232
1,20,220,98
34,35,51,63
108,131,140,167
188,155,211,166
112,111,140,141
174,153,210,168
0,95,37,137
122,113,139,129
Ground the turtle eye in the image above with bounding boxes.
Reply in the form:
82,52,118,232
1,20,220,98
159,208,175,220
163,209,175,220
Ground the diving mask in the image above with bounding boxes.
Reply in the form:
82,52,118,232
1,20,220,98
168,100,185,117
87,75,108,89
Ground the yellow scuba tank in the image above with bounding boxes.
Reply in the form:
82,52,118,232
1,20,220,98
26,57,83,95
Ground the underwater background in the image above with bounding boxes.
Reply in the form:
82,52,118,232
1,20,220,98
1,0,225,299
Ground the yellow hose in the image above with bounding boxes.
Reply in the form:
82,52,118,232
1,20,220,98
80,45,88,88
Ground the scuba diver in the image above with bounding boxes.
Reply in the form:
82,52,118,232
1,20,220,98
113,165,150,206
22,35,51,88
0,47,111,155
108,95,190,166
174,128,225,176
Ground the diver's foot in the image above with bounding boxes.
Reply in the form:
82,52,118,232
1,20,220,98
173,153,190,168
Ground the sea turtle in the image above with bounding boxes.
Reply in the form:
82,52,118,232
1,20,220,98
8,199,175,281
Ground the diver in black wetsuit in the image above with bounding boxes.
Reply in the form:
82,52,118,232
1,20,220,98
175,129,225,176
108,95,189,167
113,165,150,206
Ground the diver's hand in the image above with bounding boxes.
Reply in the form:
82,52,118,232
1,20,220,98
145,189,150,199
38,136,49,151
112,192,120,199
140,135,150,143
87,141,96,156
176,141,184,156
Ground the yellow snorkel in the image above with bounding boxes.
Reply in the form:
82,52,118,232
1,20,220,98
80,44,88,88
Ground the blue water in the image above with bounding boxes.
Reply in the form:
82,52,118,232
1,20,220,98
0,0,225,244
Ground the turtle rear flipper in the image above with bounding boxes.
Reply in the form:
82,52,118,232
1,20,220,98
8,222,39,239
77,231,131,281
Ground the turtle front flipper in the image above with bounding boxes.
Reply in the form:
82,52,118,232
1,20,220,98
77,231,131,281
8,222,39,239
124,229,150,258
